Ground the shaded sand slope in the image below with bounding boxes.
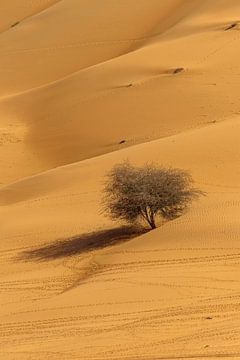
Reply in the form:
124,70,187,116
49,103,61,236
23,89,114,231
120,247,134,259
1,0,240,184
0,118,240,358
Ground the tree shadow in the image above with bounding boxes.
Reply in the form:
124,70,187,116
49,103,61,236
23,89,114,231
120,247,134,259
19,226,148,262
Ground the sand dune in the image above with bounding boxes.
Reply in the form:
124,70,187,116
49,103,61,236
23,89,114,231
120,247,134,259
1,0,240,184
1,1,240,359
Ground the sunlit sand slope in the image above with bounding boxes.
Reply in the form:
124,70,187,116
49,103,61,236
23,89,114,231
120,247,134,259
1,117,240,358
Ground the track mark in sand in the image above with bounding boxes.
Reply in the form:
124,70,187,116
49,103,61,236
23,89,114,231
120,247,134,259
1,309,170,344
90,311,240,359
98,353,240,360
156,355,240,360
0,350,77,359
102,247,240,255
60,255,102,293
0,252,77,302
2,303,235,339
0,275,72,296
95,253,240,271
8,299,163,317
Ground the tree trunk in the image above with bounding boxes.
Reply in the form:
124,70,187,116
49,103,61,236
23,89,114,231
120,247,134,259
149,210,156,229
149,218,156,229
140,207,156,230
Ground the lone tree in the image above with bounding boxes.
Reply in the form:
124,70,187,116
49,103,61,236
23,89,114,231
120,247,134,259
102,161,201,230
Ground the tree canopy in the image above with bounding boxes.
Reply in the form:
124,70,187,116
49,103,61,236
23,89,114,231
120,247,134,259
102,161,201,229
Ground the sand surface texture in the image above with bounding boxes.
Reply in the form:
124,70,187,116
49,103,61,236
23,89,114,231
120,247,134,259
1,1,240,359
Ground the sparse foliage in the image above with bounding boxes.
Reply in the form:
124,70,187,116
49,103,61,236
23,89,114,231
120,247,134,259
102,161,201,229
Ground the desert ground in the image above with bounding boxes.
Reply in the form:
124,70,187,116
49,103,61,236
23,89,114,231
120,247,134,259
1,0,240,359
